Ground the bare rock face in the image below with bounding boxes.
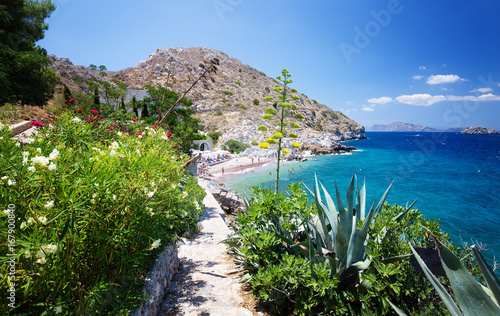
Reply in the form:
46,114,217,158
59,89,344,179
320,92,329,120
48,47,366,148
461,127,499,134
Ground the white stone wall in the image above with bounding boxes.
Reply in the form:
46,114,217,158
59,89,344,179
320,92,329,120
133,243,179,316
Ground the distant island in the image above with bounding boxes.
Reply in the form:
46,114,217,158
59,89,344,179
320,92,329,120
371,122,462,133
461,127,499,134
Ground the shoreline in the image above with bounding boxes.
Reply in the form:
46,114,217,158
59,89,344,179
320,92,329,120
202,156,276,183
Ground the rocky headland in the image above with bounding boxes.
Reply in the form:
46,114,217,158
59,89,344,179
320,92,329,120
48,47,365,152
371,121,462,133
461,126,499,134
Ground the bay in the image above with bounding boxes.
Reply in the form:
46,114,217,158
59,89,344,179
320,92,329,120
224,132,500,265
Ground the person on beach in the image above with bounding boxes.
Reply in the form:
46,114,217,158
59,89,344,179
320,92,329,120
222,167,224,175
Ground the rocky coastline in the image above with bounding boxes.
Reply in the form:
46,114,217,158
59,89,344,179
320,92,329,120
461,126,499,134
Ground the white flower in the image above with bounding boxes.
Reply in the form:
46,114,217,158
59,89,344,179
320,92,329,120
1,176,8,180
24,137,34,144
182,192,188,198
7,179,16,186
110,141,119,149
94,183,99,187
71,117,81,123
110,149,117,156
76,178,81,184
92,194,97,199
149,239,161,250
38,216,48,225
136,149,141,156
22,151,29,157
2,209,11,215
36,148,42,153
27,217,35,225
15,142,21,147
147,191,154,198
54,306,63,314
31,156,50,167
39,244,57,256
20,222,27,229
48,163,57,171
44,200,54,209
0,122,3,128
117,131,123,137
36,257,46,264
49,149,59,160
112,195,116,200
25,250,31,258
28,166,36,172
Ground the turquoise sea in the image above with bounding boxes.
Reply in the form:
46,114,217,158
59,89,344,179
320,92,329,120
224,132,500,265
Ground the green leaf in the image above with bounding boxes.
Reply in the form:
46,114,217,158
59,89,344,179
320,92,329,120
471,245,500,306
386,298,408,316
409,244,462,315
436,239,500,315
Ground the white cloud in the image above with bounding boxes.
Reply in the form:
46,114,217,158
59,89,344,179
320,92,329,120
426,74,465,85
395,94,447,106
470,87,493,93
361,105,375,112
419,66,426,70
396,93,500,106
412,75,424,80
367,96,392,104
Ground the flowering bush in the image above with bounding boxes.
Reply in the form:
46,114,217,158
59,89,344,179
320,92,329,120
0,113,205,314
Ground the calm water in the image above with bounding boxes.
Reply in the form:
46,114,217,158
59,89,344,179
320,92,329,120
225,132,500,264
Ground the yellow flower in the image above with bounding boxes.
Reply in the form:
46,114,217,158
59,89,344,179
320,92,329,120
292,142,301,148
258,142,270,149
282,149,290,154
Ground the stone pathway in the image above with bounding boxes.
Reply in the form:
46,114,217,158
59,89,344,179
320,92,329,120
158,180,254,316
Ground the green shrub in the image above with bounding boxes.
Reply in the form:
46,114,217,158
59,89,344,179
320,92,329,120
315,122,323,131
264,87,271,93
290,123,300,128
235,81,240,85
251,140,258,146
258,126,268,132
225,180,463,315
225,139,251,154
222,90,233,96
0,114,205,314
265,108,277,115
253,98,260,105
259,71,266,76
240,105,247,110
216,110,223,116
262,114,274,119
207,131,222,141
263,96,273,102
291,95,300,100
252,75,257,79
295,113,305,119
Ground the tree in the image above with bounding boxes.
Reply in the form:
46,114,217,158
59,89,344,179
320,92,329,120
0,0,59,107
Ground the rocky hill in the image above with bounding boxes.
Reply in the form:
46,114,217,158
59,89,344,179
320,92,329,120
48,47,365,150
371,122,461,133
461,127,499,134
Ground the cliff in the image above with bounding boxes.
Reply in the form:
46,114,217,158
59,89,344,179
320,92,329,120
48,47,365,149
371,122,461,133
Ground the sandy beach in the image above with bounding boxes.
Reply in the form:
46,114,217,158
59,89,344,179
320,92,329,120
201,156,276,183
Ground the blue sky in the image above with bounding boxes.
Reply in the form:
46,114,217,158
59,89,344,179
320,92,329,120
38,0,500,130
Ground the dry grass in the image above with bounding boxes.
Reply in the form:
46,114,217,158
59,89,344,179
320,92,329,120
0,104,56,125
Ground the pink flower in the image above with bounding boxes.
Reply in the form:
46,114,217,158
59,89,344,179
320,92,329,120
77,109,83,113
122,126,126,131
91,118,95,122
91,110,98,116
30,120,45,127
152,124,157,130
136,132,143,137
109,127,114,130
98,116,102,120
167,132,172,138
132,118,136,122
86,117,91,122
113,124,117,127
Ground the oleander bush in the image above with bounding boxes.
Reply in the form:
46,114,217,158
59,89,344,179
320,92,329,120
226,180,479,315
0,112,205,315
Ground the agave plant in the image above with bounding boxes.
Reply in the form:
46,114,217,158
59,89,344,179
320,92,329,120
301,174,413,288
389,229,500,315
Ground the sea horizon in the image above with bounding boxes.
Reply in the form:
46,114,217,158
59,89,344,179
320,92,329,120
223,132,500,266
